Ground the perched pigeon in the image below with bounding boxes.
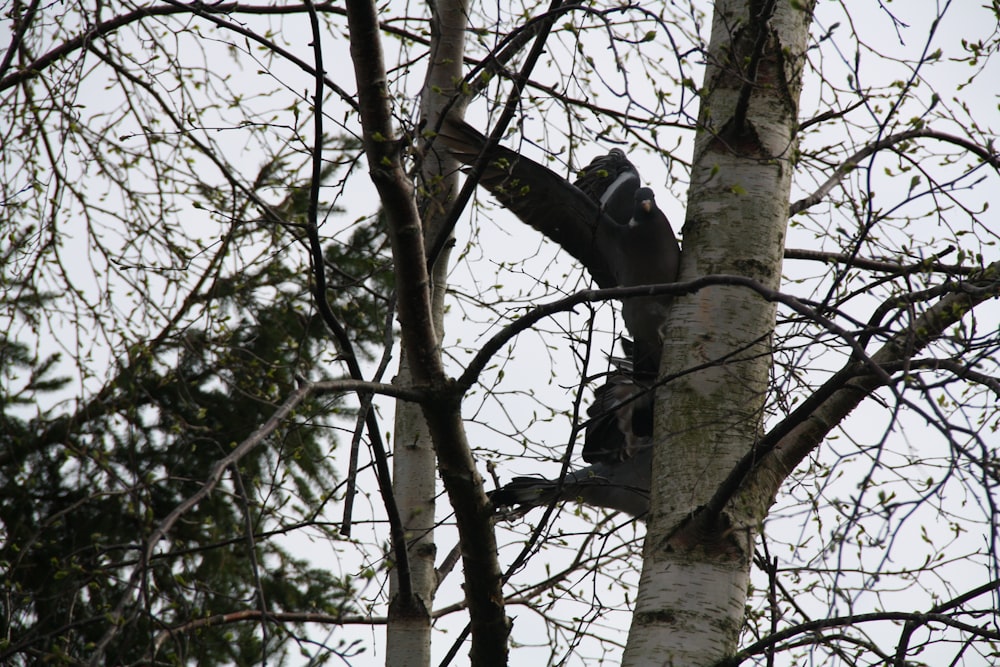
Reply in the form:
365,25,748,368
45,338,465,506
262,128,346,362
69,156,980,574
437,117,627,288
437,118,680,376
601,187,680,377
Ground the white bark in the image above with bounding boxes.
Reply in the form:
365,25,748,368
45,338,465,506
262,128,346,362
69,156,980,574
385,2,468,666
387,383,438,667
623,1,815,664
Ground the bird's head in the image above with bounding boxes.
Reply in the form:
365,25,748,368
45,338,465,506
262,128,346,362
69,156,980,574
630,187,656,226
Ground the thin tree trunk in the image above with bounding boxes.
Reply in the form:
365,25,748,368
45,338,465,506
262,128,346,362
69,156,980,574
385,1,469,665
623,1,815,664
387,383,437,667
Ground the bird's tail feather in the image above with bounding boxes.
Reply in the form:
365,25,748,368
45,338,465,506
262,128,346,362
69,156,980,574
490,457,650,519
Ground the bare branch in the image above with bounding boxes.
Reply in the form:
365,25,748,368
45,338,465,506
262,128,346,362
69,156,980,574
737,263,1000,515
345,2,508,663
721,604,1000,667
790,129,1000,216
784,246,979,276
1,2,358,111
150,609,388,659
457,274,892,395
89,381,319,664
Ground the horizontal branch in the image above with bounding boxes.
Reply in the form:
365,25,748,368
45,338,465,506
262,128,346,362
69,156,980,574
149,608,387,660
784,246,978,276
456,273,890,394
310,377,424,402
882,358,1000,398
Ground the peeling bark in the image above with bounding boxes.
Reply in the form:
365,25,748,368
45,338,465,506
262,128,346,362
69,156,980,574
622,1,815,664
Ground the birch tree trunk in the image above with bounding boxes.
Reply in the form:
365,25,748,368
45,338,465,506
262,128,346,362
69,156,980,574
385,1,468,666
623,1,815,664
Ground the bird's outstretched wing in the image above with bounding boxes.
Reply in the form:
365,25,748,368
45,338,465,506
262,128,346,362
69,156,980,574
437,118,621,288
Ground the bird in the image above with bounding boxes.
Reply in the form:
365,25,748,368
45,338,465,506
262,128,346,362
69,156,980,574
436,117,628,288
491,341,655,518
439,120,677,518
437,118,680,377
602,187,680,378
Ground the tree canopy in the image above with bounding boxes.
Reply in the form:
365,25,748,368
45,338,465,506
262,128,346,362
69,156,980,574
2,1,999,666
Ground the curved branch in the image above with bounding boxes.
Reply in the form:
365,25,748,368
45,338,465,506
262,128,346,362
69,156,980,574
89,380,322,663
456,274,892,394
790,128,1000,216
78,375,419,665
913,358,1000,398
720,605,1000,667
2,2,349,110
893,578,1000,666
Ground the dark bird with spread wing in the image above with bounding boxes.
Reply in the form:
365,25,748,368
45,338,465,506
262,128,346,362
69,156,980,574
437,118,680,377
438,119,678,518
